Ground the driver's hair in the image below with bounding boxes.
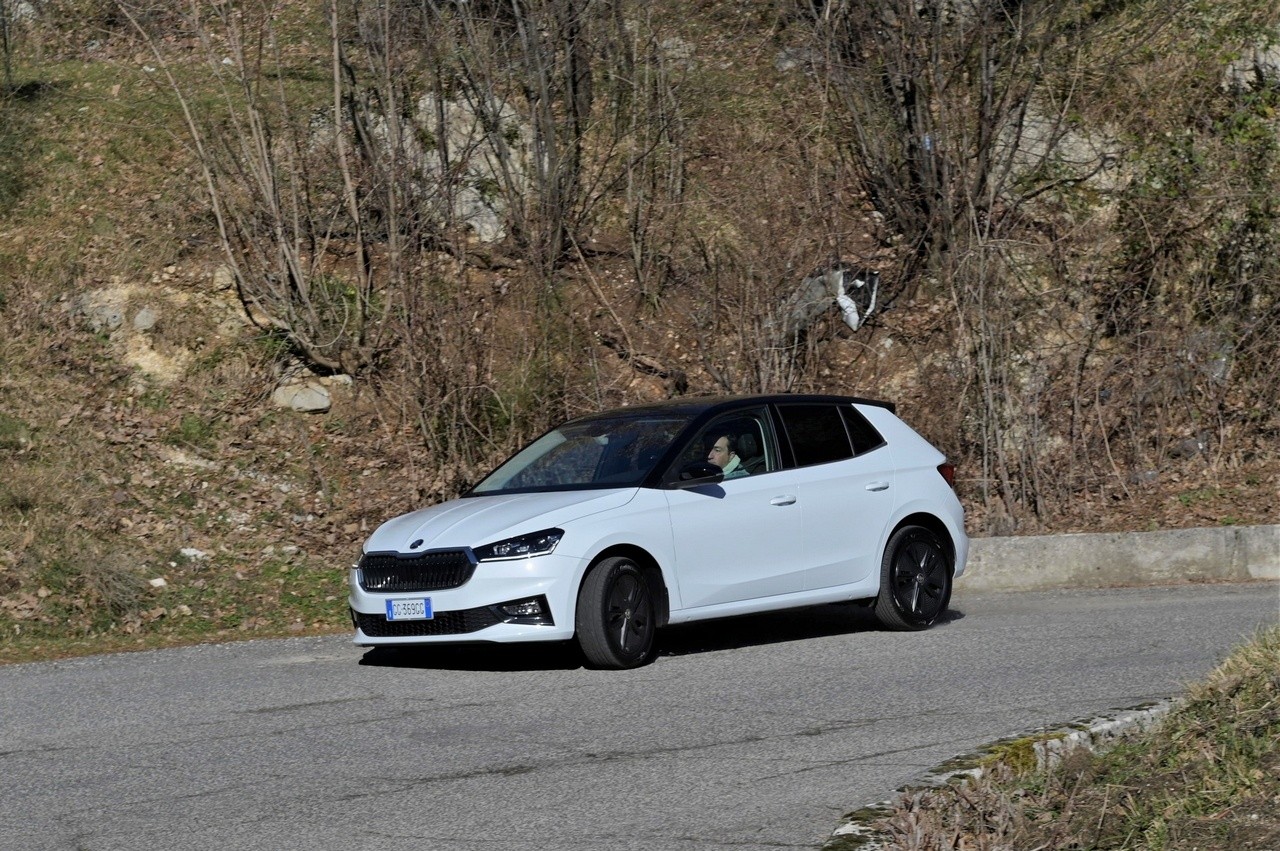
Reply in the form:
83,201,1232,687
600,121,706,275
709,434,737,453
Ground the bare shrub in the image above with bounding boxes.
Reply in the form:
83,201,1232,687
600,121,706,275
344,0,680,275
76,545,149,623
118,0,388,375
1093,6,1280,469
614,8,690,305
811,0,1280,531
117,0,694,485
808,0,1117,526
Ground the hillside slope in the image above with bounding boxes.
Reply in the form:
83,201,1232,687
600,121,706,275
1,0,1277,659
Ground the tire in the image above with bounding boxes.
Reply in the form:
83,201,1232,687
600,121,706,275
575,557,657,669
873,525,953,631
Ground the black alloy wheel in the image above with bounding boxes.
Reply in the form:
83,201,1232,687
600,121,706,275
575,556,656,669
874,525,953,631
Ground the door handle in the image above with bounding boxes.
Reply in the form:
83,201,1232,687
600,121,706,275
865,481,890,492
770,495,797,506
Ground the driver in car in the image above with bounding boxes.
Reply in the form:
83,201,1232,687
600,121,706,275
706,435,749,479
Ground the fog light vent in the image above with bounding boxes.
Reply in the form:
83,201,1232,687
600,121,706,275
494,596,554,625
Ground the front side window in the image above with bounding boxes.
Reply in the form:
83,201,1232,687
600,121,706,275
673,408,776,479
470,414,693,494
777,404,854,467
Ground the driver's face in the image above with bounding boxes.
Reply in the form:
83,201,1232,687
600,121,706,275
707,437,732,468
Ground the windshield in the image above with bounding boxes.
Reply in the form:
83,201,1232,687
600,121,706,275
470,414,693,494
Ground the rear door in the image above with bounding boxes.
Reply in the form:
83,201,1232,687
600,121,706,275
774,403,897,591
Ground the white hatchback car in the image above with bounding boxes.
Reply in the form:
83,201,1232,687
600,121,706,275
350,394,968,668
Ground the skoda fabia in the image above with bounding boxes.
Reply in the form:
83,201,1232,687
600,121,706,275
350,394,968,668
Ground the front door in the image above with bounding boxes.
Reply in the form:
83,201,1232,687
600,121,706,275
663,409,804,609
665,470,806,608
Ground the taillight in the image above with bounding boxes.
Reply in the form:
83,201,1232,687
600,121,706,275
937,462,956,488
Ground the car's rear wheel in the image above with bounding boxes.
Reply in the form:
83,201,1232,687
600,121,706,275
874,525,952,631
576,557,656,669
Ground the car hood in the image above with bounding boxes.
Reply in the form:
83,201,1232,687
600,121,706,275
363,488,638,554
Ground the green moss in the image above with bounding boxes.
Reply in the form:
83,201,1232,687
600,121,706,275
167,413,219,451
0,412,32,450
980,733,1068,776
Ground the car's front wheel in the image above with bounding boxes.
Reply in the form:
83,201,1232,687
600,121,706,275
575,557,656,669
874,525,952,631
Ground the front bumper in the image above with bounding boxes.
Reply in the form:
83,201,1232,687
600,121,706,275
347,552,582,645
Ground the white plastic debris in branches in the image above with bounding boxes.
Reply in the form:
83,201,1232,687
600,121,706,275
827,267,879,332
777,262,882,344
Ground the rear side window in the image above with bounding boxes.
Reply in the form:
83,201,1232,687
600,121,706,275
777,404,853,467
841,405,886,455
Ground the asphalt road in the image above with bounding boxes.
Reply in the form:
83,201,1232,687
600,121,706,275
1,582,1276,851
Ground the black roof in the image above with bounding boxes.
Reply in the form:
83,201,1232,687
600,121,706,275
567,393,895,424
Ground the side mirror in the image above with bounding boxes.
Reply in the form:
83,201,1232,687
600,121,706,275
665,461,725,489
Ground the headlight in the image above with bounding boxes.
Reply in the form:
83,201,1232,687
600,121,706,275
473,528,564,562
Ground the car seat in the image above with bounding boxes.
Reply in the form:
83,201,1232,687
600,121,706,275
737,430,766,474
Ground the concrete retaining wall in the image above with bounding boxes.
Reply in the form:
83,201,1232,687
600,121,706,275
961,524,1280,593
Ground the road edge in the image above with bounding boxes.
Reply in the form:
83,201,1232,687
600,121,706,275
960,524,1280,592
823,700,1178,850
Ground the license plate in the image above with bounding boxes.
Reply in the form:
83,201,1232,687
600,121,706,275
386,598,433,621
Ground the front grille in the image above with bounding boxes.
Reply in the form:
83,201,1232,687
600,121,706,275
353,606,503,638
359,549,476,593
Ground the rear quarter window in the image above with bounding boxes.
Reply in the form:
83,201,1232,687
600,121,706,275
841,405,886,455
